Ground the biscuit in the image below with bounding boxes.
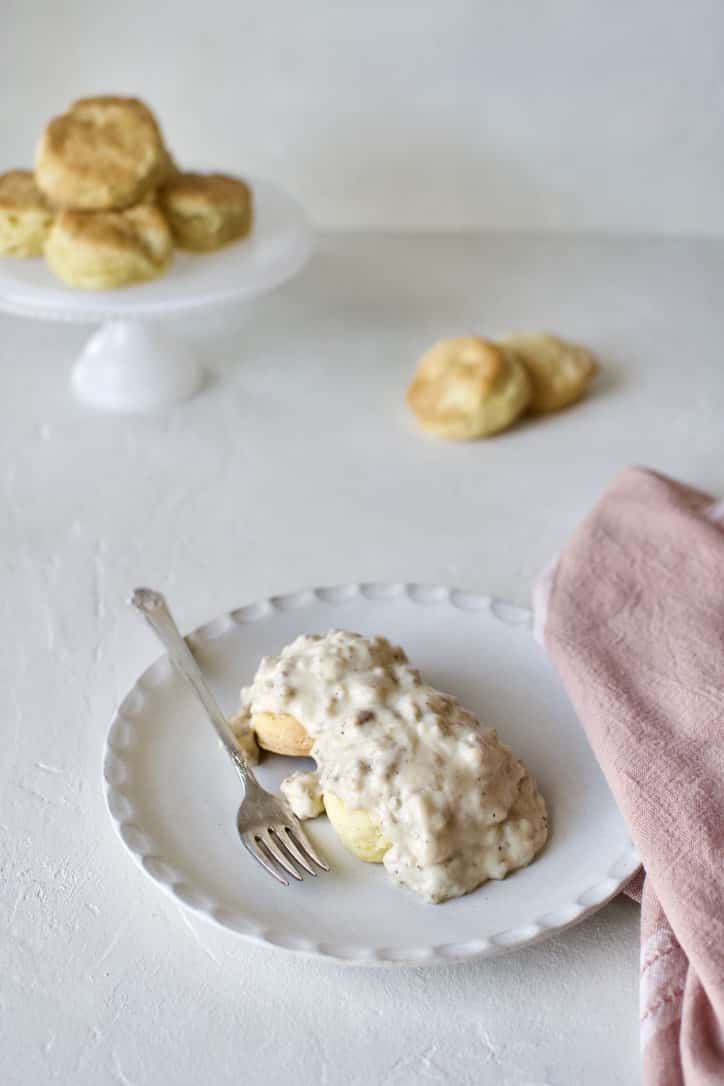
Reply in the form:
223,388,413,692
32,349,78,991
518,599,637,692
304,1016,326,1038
139,150,180,206
248,707,391,862
243,702,545,876
44,205,172,289
35,96,168,210
252,711,313,757
0,170,53,256
159,171,252,251
406,336,531,440
499,332,598,413
323,793,390,863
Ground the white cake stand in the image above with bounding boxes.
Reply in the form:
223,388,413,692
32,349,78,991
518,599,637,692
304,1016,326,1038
0,179,313,412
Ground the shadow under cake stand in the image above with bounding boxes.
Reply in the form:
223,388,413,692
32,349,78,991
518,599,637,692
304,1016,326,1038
0,179,313,412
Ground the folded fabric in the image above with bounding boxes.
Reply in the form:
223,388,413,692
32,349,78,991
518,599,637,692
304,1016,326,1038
534,467,724,1086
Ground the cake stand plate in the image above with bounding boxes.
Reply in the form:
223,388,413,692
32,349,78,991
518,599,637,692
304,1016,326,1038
0,179,313,412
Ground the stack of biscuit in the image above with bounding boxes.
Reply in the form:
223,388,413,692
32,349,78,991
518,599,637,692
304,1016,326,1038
0,95,253,289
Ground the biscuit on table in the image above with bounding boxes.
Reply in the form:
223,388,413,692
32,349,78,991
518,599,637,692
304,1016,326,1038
44,205,172,289
499,332,598,413
0,170,53,256
35,96,170,210
159,171,252,251
406,336,531,440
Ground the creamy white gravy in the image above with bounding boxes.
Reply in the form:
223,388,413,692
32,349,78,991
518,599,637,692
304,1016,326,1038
235,630,547,902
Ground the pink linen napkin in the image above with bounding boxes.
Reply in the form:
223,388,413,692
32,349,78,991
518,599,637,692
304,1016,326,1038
533,467,724,1086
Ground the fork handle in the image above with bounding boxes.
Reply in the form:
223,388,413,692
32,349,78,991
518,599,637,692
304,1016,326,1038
131,588,255,788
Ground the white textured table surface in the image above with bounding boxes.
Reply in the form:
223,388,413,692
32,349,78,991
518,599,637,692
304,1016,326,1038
4,232,724,1085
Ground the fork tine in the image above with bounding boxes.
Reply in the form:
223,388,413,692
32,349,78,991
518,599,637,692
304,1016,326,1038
259,829,304,881
274,826,316,876
286,824,330,872
242,835,289,886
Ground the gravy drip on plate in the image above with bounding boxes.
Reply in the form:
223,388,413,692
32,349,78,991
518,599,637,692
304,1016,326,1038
237,630,547,902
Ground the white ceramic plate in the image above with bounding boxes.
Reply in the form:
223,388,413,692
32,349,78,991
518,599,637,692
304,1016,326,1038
103,583,638,966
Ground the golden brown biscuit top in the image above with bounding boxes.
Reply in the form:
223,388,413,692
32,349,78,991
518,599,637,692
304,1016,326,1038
416,336,501,385
53,205,168,256
70,95,153,112
506,332,597,379
409,337,505,415
67,95,164,139
160,171,251,210
39,98,163,191
0,170,49,210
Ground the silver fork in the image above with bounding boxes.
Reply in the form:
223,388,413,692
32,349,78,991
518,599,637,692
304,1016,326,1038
131,588,329,886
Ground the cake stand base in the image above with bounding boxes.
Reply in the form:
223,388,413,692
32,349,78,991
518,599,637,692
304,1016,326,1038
71,320,204,413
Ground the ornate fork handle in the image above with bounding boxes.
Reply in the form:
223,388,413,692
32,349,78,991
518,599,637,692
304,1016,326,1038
131,588,253,789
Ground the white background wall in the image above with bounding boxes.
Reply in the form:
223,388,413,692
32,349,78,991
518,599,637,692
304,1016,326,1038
4,0,724,234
